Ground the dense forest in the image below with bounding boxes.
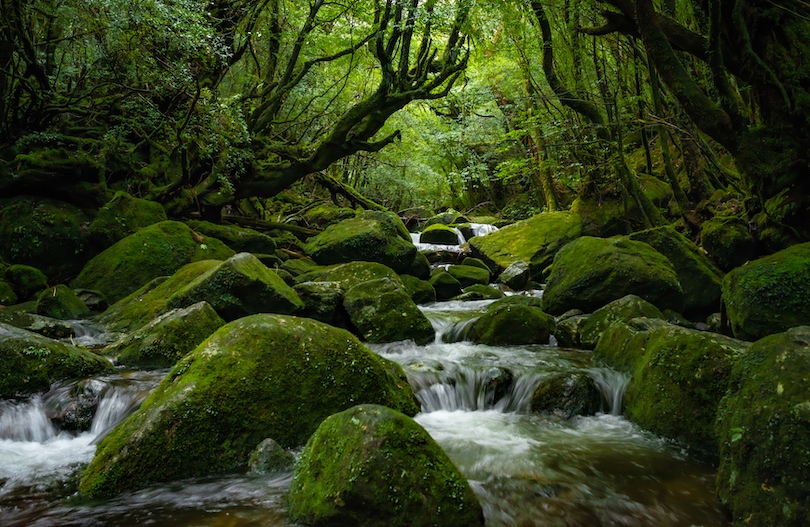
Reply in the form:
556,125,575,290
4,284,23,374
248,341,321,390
1,0,809,242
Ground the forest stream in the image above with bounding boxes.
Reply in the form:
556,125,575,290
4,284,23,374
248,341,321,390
0,295,730,527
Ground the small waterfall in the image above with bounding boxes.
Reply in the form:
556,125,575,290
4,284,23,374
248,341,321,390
0,396,58,442
90,384,149,438
588,367,631,415
423,312,480,344
469,223,499,237
65,320,111,348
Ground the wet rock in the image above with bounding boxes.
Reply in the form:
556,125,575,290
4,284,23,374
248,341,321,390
554,311,589,348
104,301,225,369
447,264,490,289
530,371,601,419
497,260,531,291
294,281,347,325
79,315,419,498
44,378,106,431
74,289,108,312
483,367,513,406
0,311,75,339
452,284,504,301
722,241,810,341
429,270,463,300
288,404,484,527
247,438,294,474
400,274,436,305
542,236,683,316
468,302,555,346
716,326,810,526
72,220,235,304
0,323,113,397
420,224,460,245
35,285,90,320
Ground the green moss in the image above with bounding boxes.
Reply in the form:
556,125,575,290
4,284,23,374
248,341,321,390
316,261,403,290
467,211,582,275
455,284,504,301
716,326,810,526
186,220,277,254
571,196,646,237
4,264,48,301
428,271,462,301
0,280,17,305
79,315,419,498
88,192,167,249
72,221,235,304
0,323,114,397
293,281,346,325
722,242,810,341
302,203,356,229
399,274,436,304
420,224,460,245
578,295,664,350
35,284,90,320
288,404,484,527
700,216,755,271
542,236,684,316
446,264,490,289
468,302,554,346
594,318,748,456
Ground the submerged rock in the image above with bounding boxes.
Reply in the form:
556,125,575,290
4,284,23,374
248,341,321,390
79,315,418,498
722,242,810,341
542,236,683,316
72,221,235,304
0,323,113,397
716,326,810,526
288,404,484,527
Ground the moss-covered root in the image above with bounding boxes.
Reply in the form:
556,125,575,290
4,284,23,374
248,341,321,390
288,404,485,527
716,326,810,527
78,315,418,499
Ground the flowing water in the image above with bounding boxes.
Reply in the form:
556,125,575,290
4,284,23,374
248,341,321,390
0,297,730,526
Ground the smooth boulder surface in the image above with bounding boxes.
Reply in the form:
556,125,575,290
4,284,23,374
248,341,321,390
79,315,419,498
716,326,810,526
468,300,555,346
72,221,235,304
542,236,684,316
104,301,225,369
186,220,277,254
88,192,167,249
288,404,484,527
35,284,90,320
0,323,113,397
447,264,490,288
577,295,664,350
4,264,48,301
595,318,748,455
419,224,460,245
722,242,810,341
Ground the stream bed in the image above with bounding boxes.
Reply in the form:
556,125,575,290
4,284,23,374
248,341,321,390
0,297,730,526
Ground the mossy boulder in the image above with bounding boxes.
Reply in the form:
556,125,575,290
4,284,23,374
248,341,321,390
316,261,402,290
467,211,582,276
0,197,92,279
35,284,90,320
247,438,294,474
542,236,684,316
403,251,431,280
4,264,48,301
554,311,589,348
0,323,113,397
722,242,810,341
99,260,221,332
104,301,225,369
628,226,723,316
186,220,277,254
419,224,460,245
288,404,484,527
496,261,530,291
571,195,649,237
447,264,490,288
700,216,756,271
423,210,469,228
79,315,419,498
467,302,555,346
454,284,504,301
72,221,235,304
530,371,602,419
0,311,82,340
594,318,748,455
88,192,167,249
280,257,322,278
166,253,304,321
399,274,436,305
460,257,491,272
716,326,810,527
578,295,664,350
301,203,356,229
294,281,347,325
0,280,17,305
428,270,462,300
304,212,416,273
343,278,435,345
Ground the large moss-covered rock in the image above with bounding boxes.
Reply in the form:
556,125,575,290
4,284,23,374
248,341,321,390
304,211,416,273
72,221,235,304
0,197,92,279
530,371,602,419
166,253,304,321
88,192,167,249
428,270,462,301
294,281,347,326
343,278,434,345
700,216,756,271
571,195,649,237
467,211,582,276
316,261,402,289
186,220,277,254
0,323,113,397
578,295,664,350
301,203,356,229
419,224,460,245
628,226,723,316
467,301,555,346
716,326,810,526
105,301,225,369
0,280,17,305
99,260,221,332
722,242,810,341
79,315,419,498
447,264,490,288
399,274,436,305
35,284,90,320
542,236,684,316
496,261,530,291
4,264,48,301
594,318,748,455
288,404,484,527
